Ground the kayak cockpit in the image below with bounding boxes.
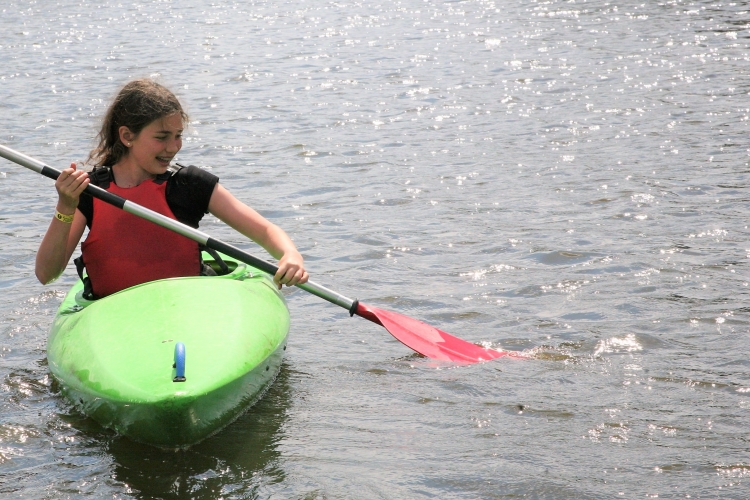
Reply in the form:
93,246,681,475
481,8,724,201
59,253,269,314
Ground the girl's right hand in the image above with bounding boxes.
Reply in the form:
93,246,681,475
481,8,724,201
55,163,89,213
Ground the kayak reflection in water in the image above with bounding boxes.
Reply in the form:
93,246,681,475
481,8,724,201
35,78,308,297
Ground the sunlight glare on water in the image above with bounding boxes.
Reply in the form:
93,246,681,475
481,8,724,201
0,0,749,497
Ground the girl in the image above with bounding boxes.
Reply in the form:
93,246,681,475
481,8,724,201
36,79,308,297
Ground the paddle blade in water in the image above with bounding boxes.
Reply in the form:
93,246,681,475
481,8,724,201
353,303,517,364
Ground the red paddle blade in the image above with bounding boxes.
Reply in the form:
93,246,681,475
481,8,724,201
354,303,520,364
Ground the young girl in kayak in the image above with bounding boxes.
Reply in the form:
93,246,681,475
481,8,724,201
35,78,308,297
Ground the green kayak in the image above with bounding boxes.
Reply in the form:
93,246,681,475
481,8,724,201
47,254,289,449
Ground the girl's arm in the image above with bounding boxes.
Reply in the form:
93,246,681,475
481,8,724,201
207,184,308,288
35,163,89,284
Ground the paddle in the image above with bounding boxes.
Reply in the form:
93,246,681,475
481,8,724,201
0,144,516,363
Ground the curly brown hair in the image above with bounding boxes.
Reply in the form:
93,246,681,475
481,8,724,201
88,79,188,167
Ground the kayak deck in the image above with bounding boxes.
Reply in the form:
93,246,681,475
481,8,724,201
48,258,289,448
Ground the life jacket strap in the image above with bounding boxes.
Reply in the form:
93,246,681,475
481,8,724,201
73,255,97,300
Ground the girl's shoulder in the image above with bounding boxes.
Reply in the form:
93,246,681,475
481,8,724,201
77,167,113,226
87,166,115,188
167,164,220,227
170,164,219,187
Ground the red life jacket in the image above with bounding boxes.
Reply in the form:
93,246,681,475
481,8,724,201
80,178,201,298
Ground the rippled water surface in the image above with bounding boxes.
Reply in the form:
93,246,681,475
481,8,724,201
1,0,750,498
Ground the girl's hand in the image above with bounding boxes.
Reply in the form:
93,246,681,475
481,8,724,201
55,163,89,213
274,251,308,289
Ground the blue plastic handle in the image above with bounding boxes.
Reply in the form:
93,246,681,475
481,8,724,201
173,342,186,382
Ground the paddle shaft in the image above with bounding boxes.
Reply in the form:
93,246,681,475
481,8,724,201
0,145,358,313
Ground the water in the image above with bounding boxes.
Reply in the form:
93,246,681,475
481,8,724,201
1,0,749,497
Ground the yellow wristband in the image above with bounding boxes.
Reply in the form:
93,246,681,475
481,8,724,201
55,210,74,224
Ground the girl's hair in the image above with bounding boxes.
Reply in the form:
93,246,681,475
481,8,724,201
88,79,188,167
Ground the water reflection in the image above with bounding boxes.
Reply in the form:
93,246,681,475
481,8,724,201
107,363,292,499
3,0,750,496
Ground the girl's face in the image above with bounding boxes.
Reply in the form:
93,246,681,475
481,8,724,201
122,112,183,174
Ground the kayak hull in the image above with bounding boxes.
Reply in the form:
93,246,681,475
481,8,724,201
48,259,289,448
57,343,285,447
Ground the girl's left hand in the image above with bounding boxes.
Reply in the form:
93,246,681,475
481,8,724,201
274,252,308,289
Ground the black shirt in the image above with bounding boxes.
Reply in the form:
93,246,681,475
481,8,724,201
77,165,219,229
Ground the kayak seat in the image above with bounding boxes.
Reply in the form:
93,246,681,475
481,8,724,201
201,259,238,276
199,246,233,276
